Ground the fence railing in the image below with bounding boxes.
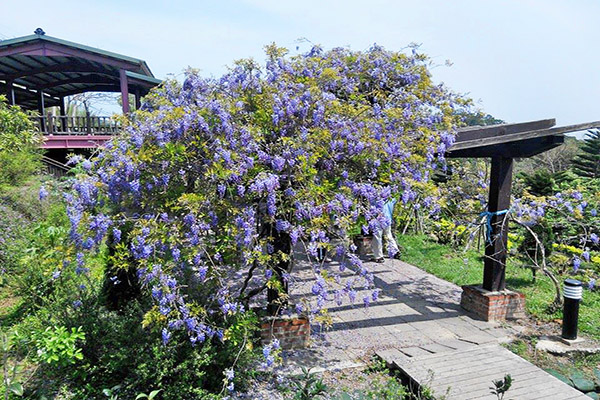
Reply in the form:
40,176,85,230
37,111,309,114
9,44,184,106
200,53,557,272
42,155,70,177
31,115,122,135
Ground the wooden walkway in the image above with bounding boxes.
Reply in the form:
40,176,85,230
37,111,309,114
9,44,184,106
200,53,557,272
378,344,589,399
282,255,589,399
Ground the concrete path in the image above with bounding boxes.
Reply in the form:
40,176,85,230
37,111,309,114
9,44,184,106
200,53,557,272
281,255,587,399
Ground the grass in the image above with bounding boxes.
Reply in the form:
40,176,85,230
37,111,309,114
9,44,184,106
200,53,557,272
396,234,600,340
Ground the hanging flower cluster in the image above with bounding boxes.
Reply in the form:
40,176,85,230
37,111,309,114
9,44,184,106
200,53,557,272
63,44,465,345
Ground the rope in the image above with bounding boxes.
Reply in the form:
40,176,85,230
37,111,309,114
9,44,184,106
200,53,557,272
480,209,509,245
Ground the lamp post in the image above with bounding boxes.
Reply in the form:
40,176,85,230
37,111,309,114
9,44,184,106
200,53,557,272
562,279,583,340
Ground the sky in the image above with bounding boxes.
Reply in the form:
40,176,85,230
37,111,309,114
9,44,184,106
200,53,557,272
2,0,599,131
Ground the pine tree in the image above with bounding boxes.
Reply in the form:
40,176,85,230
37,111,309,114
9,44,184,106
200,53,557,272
573,129,600,178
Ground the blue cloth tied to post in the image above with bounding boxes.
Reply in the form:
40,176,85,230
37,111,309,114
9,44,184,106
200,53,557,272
480,209,509,245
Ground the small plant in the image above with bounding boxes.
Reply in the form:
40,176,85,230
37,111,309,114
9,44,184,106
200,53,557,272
490,374,512,400
136,389,162,399
1,330,24,399
34,326,85,367
102,385,122,400
291,367,328,400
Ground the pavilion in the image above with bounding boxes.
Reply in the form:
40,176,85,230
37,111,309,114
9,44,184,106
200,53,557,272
0,28,161,148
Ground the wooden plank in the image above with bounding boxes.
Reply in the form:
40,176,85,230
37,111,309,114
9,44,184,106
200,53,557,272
455,118,556,142
395,345,588,400
447,135,564,158
399,346,432,357
451,121,600,152
419,342,455,354
375,348,409,366
450,370,545,398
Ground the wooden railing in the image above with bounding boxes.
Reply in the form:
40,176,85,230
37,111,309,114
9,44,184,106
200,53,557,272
31,115,122,135
42,155,70,177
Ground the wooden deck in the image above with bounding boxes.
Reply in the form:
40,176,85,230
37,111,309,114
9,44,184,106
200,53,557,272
378,344,589,399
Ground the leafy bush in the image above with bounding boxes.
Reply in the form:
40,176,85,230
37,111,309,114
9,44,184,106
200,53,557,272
34,326,85,366
0,96,41,186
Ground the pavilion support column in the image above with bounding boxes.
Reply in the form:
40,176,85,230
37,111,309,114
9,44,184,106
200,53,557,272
483,156,513,291
119,69,130,114
5,80,15,105
37,90,46,134
59,97,67,132
134,89,141,110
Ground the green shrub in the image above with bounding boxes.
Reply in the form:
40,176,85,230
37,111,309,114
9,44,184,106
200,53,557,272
0,151,41,186
34,326,85,367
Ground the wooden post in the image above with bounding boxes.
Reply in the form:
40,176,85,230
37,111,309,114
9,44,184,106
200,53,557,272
5,80,15,105
483,156,513,291
119,69,130,114
37,90,46,134
134,89,141,110
59,97,67,132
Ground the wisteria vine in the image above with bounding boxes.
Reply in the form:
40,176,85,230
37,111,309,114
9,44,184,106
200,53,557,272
61,45,467,356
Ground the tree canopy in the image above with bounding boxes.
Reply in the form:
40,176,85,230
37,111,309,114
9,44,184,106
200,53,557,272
573,129,600,178
64,44,466,351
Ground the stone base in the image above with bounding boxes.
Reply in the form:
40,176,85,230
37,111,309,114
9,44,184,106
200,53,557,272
260,314,310,350
460,285,526,321
559,336,586,346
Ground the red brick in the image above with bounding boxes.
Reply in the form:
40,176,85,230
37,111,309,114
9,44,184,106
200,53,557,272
461,285,526,322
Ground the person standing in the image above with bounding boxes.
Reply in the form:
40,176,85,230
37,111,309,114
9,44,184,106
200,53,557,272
371,197,401,263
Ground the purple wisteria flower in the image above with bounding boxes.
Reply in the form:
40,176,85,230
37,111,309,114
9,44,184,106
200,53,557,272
39,186,48,201
572,257,581,272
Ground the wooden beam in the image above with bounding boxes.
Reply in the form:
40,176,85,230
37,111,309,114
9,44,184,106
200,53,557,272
0,62,107,81
120,69,130,114
0,41,138,71
47,84,123,98
33,74,120,90
483,157,513,291
452,121,600,152
455,119,556,143
448,135,564,158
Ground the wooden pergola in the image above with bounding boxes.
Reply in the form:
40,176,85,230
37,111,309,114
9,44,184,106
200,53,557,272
0,29,160,136
449,118,600,293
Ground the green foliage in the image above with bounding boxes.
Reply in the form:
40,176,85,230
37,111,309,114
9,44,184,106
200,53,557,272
515,136,580,176
518,218,554,262
0,96,41,186
573,129,600,178
0,151,41,186
457,110,504,127
136,389,162,399
24,298,259,399
1,330,25,399
34,326,85,367
0,96,39,152
489,374,512,400
290,368,328,400
432,218,468,248
519,169,555,196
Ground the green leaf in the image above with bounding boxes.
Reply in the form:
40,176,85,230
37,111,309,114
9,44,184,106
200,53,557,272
8,382,24,396
148,389,162,399
135,394,148,400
